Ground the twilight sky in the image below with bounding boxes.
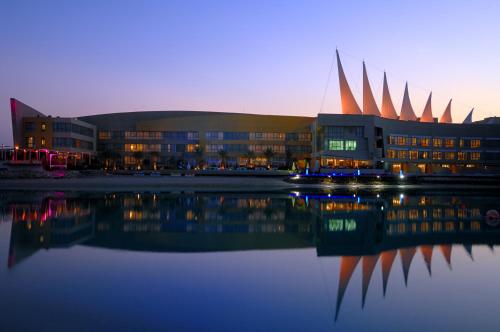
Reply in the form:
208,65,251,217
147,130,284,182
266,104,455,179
1,0,500,146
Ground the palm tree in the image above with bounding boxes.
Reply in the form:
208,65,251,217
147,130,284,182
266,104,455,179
244,149,255,167
263,148,274,167
218,149,228,168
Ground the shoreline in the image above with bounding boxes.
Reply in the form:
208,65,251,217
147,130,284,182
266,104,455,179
1,175,500,192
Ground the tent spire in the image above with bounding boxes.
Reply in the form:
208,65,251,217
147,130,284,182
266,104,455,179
463,108,474,124
336,50,362,115
381,72,398,119
420,92,434,122
362,62,381,116
439,99,453,123
399,82,418,121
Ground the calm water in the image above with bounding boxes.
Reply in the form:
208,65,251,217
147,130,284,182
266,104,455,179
1,189,500,332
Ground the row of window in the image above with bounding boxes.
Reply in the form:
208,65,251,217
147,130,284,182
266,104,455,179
326,139,357,151
52,137,94,150
24,136,46,148
388,136,481,148
323,126,364,138
53,122,94,137
387,149,481,160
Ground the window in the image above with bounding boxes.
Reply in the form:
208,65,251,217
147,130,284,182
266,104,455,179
444,138,455,148
249,132,285,141
457,152,466,160
186,144,198,153
206,132,224,140
409,150,418,160
387,149,396,158
397,150,408,159
99,131,111,140
420,151,429,159
459,139,465,148
470,152,481,160
410,137,418,146
470,139,481,148
24,122,35,131
26,136,34,148
389,135,407,145
433,138,442,147
41,138,46,147
421,138,430,147
432,151,442,160
345,140,357,151
445,152,455,160
328,140,344,150
41,123,46,131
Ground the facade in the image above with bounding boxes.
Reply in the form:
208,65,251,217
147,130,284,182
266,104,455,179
6,51,500,172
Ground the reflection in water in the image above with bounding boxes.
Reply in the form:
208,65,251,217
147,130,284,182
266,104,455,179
3,190,500,321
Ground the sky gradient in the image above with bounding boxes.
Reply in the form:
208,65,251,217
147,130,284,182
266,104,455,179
1,0,500,146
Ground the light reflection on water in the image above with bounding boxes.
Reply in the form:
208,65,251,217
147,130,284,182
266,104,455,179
0,190,500,332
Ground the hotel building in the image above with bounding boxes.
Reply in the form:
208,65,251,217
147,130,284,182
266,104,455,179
7,51,500,173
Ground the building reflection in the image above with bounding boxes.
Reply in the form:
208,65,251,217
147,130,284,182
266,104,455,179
4,191,500,320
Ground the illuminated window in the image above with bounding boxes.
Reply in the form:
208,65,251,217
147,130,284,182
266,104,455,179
409,150,418,159
99,131,111,139
387,149,396,158
445,152,455,160
328,140,344,150
345,140,357,151
470,139,481,148
186,144,198,153
433,138,442,147
26,136,34,148
444,139,455,148
421,138,430,147
459,139,465,148
470,152,481,160
41,138,46,147
410,137,418,146
41,123,46,131
420,151,429,159
457,152,466,160
432,151,442,160
397,150,408,159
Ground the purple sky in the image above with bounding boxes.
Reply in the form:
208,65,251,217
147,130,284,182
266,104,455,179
1,0,500,146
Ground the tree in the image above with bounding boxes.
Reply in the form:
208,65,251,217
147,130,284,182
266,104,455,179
133,151,144,169
244,150,255,167
285,148,294,168
218,149,228,168
150,151,160,170
263,148,274,167
194,145,204,168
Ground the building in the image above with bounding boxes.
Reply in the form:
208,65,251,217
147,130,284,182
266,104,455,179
7,51,500,173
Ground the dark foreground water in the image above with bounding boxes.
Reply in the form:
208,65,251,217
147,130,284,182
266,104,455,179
1,189,500,332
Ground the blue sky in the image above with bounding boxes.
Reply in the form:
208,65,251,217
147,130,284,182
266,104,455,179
1,0,500,145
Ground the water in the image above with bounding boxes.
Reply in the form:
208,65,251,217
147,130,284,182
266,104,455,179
1,189,499,331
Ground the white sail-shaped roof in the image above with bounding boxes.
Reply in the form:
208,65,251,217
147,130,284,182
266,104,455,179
399,83,418,121
439,99,453,123
336,50,362,115
362,62,381,116
381,72,398,119
463,108,474,124
420,92,434,122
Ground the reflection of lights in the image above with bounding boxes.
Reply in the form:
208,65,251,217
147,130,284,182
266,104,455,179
292,191,300,196
376,194,380,198
381,206,384,211
292,175,301,180
328,193,331,197
376,175,381,179
400,193,404,199
399,170,405,179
